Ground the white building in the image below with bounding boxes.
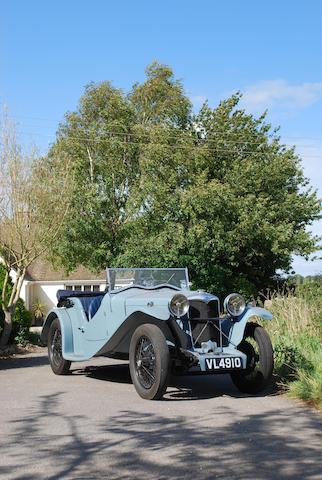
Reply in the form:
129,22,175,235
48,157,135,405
10,259,107,324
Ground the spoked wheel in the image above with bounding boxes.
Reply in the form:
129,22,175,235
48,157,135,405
48,318,71,375
230,322,274,394
129,324,170,400
135,335,157,389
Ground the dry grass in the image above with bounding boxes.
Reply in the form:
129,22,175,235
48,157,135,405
264,285,322,409
269,295,320,337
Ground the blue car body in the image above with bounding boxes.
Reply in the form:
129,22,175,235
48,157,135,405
41,268,272,373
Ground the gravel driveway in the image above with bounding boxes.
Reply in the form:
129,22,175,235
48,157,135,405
0,351,321,480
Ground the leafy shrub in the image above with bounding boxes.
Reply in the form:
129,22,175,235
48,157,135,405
273,336,314,382
0,298,32,345
297,280,322,302
13,299,32,345
265,290,322,408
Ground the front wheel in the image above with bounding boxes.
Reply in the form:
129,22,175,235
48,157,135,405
48,318,71,375
230,322,274,394
129,324,170,400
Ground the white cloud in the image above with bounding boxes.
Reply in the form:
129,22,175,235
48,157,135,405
240,80,322,112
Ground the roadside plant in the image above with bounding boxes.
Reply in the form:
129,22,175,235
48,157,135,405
265,287,322,408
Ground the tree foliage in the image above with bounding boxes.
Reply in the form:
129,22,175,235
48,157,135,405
49,62,321,297
0,111,73,346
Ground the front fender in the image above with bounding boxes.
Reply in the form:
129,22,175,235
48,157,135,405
229,307,272,347
41,308,74,358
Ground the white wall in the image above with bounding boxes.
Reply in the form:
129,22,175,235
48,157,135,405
4,264,106,317
7,269,58,313
29,283,65,315
27,281,106,315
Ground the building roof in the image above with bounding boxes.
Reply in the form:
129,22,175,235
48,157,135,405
25,258,106,282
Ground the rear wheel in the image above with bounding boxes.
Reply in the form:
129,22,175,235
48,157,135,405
48,318,71,375
230,322,273,394
129,324,170,400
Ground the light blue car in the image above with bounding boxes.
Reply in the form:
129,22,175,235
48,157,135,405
41,268,274,400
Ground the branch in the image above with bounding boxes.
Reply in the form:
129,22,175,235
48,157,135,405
8,270,19,306
12,267,26,305
86,146,94,183
0,242,20,268
21,200,71,267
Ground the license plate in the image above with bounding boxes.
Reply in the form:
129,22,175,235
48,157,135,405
205,356,242,371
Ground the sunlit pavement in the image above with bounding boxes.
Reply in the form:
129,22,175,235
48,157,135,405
0,351,321,480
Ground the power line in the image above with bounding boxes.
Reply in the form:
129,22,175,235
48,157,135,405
16,129,322,159
18,130,322,148
10,113,322,142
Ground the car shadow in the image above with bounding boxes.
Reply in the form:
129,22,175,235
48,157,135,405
72,363,277,401
73,364,132,384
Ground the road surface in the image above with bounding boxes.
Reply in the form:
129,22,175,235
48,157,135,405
0,351,321,479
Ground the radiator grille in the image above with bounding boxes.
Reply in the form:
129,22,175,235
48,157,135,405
188,299,230,347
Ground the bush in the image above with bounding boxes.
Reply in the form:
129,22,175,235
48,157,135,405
13,299,32,345
0,298,32,346
265,289,322,408
273,336,314,382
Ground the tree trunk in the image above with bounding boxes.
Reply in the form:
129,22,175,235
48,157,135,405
0,267,26,348
0,308,13,348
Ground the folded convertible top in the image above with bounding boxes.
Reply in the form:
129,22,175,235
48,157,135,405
56,289,105,301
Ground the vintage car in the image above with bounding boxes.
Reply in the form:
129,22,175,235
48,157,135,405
41,268,274,400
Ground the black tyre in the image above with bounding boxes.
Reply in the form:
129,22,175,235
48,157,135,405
129,324,170,400
48,318,71,375
230,322,274,394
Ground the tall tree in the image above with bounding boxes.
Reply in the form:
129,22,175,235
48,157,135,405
49,81,140,271
0,112,72,346
48,63,321,297
50,62,192,271
129,61,191,128
121,94,321,295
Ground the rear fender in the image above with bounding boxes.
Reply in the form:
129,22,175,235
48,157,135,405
230,307,272,347
41,308,74,357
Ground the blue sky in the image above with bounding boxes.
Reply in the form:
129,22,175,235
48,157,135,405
1,0,322,275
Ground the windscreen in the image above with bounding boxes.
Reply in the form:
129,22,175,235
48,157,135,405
107,268,189,291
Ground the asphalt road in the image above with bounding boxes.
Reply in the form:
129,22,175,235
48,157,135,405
0,351,321,480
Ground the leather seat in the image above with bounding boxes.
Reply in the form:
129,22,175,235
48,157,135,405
77,295,104,319
77,297,94,316
56,290,104,320
88,296,104,319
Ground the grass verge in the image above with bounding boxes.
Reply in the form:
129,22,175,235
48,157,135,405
264,282,322,409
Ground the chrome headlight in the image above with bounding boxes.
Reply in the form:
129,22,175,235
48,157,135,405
224,293,246,317
169,293,189,318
